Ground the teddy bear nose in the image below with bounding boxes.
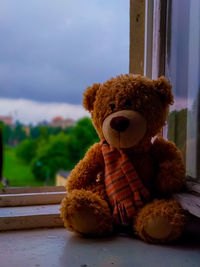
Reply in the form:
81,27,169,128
110,116,130,132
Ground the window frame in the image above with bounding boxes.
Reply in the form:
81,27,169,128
130,0,200,218
129,0,167,79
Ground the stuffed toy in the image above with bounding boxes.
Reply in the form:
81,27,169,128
60,74,186,243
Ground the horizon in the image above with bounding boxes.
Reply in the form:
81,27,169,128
0,95,194,126
0,97,89,125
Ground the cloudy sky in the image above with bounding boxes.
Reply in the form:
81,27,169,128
0,0,129,124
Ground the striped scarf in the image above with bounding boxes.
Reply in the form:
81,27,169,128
101,140,151,225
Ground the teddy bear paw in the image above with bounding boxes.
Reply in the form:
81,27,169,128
70,206,113,237
143,216,173,240
60,189,113,237
134,199,186,243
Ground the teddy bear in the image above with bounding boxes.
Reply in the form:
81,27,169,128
60,74,186,244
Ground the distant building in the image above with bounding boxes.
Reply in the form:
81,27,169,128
22,126,30,136
50,116,75,129
56,170,70,186
0,116,13,126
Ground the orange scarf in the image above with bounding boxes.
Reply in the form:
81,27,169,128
101,140,151,225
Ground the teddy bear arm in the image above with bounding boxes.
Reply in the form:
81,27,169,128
66,142,104,192
152,137,185,195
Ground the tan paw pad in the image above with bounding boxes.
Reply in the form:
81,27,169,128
144,216,173,240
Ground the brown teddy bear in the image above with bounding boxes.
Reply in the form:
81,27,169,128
60,74,186,243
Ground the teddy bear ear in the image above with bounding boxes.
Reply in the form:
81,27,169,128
83,83,101,111
153,76,174,105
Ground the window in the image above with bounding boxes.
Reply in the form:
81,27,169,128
1,0,199,232
0,0,129,230
129,0,200,217
165,0,200,217
131,0,200,182
0,0,129,188
166,0,200,182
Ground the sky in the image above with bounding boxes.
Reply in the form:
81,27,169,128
0,0,129,124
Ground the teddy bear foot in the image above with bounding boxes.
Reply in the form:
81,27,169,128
60,189,113,237
134,199,186,243
143,216,173,241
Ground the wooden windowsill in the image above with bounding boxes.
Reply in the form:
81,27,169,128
0,186,65,231
0,181,199,231
173,180,200,218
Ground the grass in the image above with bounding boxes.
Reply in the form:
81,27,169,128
3,146,44,187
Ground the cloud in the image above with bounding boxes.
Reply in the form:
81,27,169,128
0,98,89,125
0,0,129,104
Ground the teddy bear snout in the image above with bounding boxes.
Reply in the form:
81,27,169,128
110,116,130,132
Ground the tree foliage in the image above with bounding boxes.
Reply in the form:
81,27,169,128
16,139,38,163
4,116,99,182
31,133,70,181
0,120,26,145
167,109,187,151
30,117,99,181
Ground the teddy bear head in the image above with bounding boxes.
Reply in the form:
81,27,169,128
83,74,173,148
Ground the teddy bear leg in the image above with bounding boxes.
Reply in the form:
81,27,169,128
60,189,113,237
134,199,186,243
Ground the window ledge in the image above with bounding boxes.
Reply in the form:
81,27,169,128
0,180,199,231
0,186,65,231
0,228,200,267
0,204,63,231
173,181,200,218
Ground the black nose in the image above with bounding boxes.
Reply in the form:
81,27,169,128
110,116,130,132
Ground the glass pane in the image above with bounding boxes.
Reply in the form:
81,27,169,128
166,0,200,180
0,0,129,187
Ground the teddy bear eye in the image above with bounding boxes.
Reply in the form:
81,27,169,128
124,99,132,107
110,103,115,111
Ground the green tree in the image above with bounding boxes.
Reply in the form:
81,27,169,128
30,117,99,181
69,117,99,159
30,126,41,139
31,133,70,181
167,109,187,151
0,121,13,144
16,139,38,163
12,121,26,143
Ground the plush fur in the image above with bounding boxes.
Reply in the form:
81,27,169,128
60,74,186,243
